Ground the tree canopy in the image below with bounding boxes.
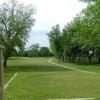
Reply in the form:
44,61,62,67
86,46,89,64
48,0,100,64
0,0,36,67
17,44,53,57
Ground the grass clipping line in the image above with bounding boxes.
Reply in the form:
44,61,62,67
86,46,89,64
4,72,18,89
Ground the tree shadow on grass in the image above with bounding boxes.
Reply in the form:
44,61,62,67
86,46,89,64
5,63,73,73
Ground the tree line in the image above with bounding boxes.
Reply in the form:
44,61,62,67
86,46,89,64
48,0,100,64
15,44,53,57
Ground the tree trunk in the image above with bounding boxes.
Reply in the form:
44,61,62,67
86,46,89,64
72,55,75,63
88,56,92,64
79,54,81,62
62,56,64,62
3,56,8,68
64,55,66,62
98,56,100,64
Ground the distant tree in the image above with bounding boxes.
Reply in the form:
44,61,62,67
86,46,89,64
30,44,40,50
29,44,40,57
39,47,52,57
17,49,28,57
17,50,25,57
0,0,35,67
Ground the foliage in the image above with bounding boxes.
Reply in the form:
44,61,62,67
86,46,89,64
17,44,53,57
28,44,40,57
0,0,35,67
48,0,100,64
48,24,63,59
39,47,52,57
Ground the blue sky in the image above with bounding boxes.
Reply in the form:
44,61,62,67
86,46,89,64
0,0,87,48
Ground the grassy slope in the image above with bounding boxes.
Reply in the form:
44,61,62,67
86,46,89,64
4,57,100,100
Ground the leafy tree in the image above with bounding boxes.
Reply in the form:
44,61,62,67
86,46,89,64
62,21,82,62
39,47,52,57
0,0,35,67
48,0,100,64
29,44,40,57
76,0,100,63
17,49,25,57
48,24,63,60
30,44,40,50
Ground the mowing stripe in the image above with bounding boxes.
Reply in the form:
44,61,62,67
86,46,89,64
4,72,18,89
48,58,98,74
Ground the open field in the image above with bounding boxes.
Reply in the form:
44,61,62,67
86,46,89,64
4,57,100,100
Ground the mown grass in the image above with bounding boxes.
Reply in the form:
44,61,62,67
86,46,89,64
53,57,100,73
4,57,100,100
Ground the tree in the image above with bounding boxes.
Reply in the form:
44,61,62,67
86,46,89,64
30,44,40,51
47,0,100,64
39,47,52,57
29,44,40,57
48,24,63,60
17,45,53,57
77,0,100,63
0,0,35,67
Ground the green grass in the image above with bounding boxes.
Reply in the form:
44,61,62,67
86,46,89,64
52,58,100,73
4,57,100,100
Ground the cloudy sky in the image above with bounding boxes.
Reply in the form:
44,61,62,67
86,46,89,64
0,0,87,48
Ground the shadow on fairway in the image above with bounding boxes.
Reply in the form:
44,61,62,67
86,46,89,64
6,63,73,73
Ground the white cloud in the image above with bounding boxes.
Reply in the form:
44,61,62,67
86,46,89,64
32,0,87,31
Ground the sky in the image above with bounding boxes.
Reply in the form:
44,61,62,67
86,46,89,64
0,0,87,48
